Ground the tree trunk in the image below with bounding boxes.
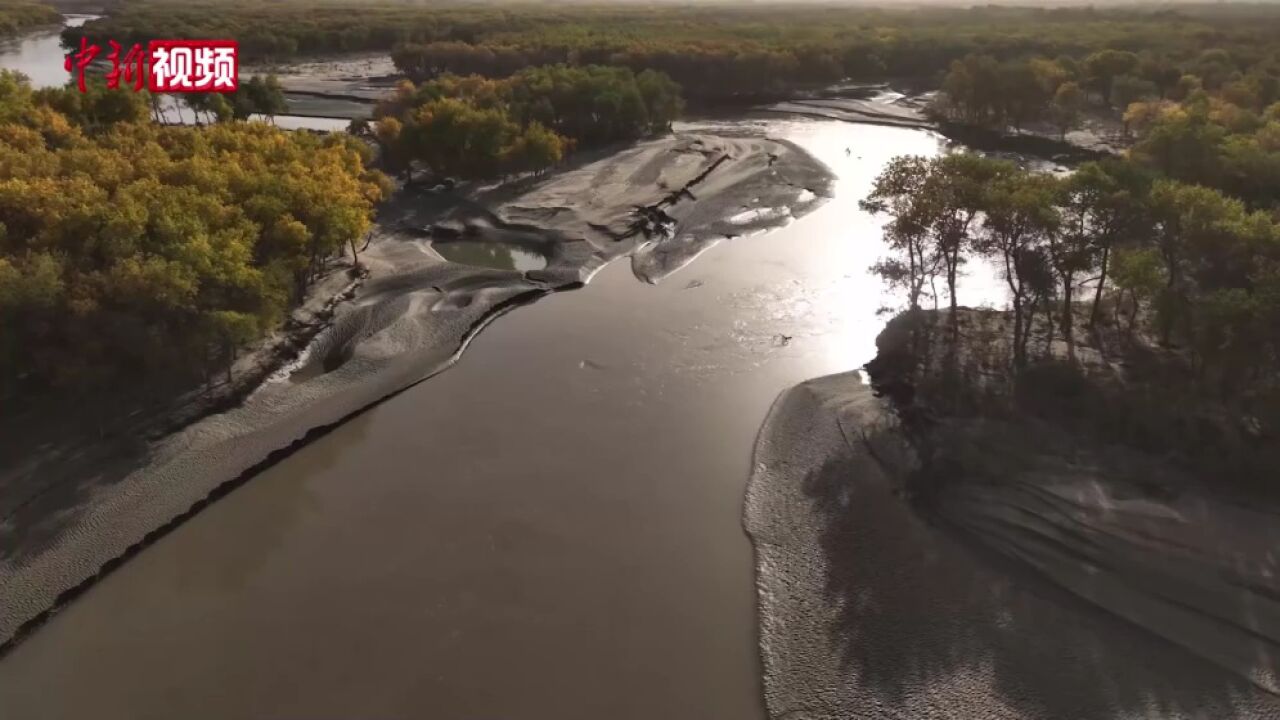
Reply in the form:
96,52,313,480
948,252,958,315
1019,304,1035,367
1003,248,1024,368
1043,295,1056,360
908,245,920,310
204,344,213,394
1012,298,1024,368
1089,245,1110,329
1062,274,1076,362
349,236,360,268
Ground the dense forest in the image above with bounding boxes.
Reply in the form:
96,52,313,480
367,65,682,180
0,70,389,399
68,2,1280,101
930,47,1280,206
0,0,58,38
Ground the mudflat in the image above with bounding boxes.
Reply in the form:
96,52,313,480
747,364,1280,719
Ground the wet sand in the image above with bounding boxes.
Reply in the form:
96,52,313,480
249,53,399,103
748,368,1280,719
765,96,932,129
0,119,961,718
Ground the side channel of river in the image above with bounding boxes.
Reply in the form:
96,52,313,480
0,117,1005,718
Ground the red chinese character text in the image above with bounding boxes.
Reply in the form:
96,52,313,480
105,41,147,92
63,37,100,93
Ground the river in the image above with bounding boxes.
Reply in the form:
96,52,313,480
0,17,1009,720
0,114,1004,718
0,13,93,88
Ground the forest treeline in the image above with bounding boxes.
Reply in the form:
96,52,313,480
0,0,58,38
872,27,1280,480
864,154,1280,392
932,47,1280,208
365,65,682,180
881,14,1280,390
67,2,1280,101
0,70,390,398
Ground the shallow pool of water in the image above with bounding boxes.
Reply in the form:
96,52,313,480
432,240,550,272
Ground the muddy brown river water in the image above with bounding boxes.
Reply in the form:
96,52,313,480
0,118,1006,718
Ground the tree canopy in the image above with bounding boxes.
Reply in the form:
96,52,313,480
0,0,58,38
865,152,1280,391
0,70,389,397
371,65,682,180
69,1,1280,102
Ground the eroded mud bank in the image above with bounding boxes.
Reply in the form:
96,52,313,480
0,125,834,649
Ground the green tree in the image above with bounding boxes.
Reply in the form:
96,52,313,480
978,169,1060,366
1110,246,1165,333
1110,75,1158,125
1050,81,1085,139
861,155,936,311
231,75,288,121
0,73,388,394
503,121,564,175
1133,103,1226,185
1084,49,1139,105
1064,161,1153,329
863,154,1008,322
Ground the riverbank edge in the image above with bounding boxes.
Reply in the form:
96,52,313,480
0,279,560,656
0,194,579,653
745,308,1280,717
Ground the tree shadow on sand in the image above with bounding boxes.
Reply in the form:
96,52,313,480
802,447,1280,718
800,303,1280,718
813,308,1280,718
0,403,157,566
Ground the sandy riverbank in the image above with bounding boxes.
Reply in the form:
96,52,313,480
0,124,834,650
765,85,1123,161
746,311,1280,719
